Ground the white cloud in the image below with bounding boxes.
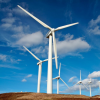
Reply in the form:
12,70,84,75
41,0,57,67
21,74,32,82
1,23,12,28
60,76,99,93
0,54,21,63
0,16,44,48
1,17,24,33
1,17,16,24
0,54,7,61
88,15,100,35
0,5,28,16
0,65,20,70
0,0,10,3
88,71,100,78
56,34,90,55
26,74,32,78
12,7,28,16
22,79,27,82
68,76,77,82
32,46,46,54
17,59,22,62
16,31,43,47
89,15,100,28
1,18,44,48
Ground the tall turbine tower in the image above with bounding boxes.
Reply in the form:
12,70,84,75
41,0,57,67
17,5,79,94
75,70,88,95
53,63,69,94
23,46,55,93
88,76,92,97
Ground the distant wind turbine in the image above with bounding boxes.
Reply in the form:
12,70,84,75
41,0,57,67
88,76,92,97
23,46,55,93
53,63,69,94
98,81,100,90
18,5,79,94
74,70,88,95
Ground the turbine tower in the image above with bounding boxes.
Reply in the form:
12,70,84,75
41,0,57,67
18,5,79,94
98,81,100,90
75,70,88,95
88,76,92,97
53,63,69,94
23,46,55,93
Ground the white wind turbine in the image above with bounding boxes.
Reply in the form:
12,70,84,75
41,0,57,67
88,76,92,97
18,5,79,94
23,46,55,93
98,81,100,90
75,70,88,95
53,63,69,94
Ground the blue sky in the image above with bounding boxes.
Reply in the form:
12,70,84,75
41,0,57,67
0,0,100,96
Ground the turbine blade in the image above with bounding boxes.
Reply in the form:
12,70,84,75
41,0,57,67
59,63,61,76
17,5,51,30
42,57,57,63
60,78,69,88
90,77,91,82
80,70,81,81
52,32,58,69
74,82,78,86
54,22,79,31
53,77,57,80
82,83,89,90
23,46,40,61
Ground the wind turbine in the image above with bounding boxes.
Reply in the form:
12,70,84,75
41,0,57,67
75,70,88,95
17,5,79,94
88,76,92,97
53,63,69,94
98,81,100,90
23,46,55,93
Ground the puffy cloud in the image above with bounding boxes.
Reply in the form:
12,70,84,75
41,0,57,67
16,31,43,47
1,17,16,24
22,79,27,82
21,74,32,82
60,78,99,93
1,17,24,33
12,7,28,16
60,72,100,94
89,15,100,28
1,16,44,48
68,76,77,82
88,15,100,35
1,23,12,28
26,74,32,78
0,5,28,16
0,54,21,63
56,34,90,55
88,71,100,78
32,46,48,54
0,54,7,61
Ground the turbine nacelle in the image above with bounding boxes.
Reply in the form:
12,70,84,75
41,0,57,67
46,31,52,38
53,76,60,80
37,61,42,65
46,28,55,38
77,81,82,84
88,81,92,84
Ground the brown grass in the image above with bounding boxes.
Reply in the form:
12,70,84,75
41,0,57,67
0,92,100,100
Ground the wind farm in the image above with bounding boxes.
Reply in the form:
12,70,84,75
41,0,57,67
1,0,100,100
